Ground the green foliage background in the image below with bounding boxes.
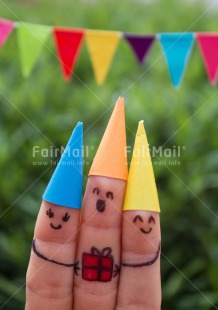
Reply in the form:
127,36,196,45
0,0,218,309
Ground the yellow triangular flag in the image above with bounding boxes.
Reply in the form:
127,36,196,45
85,30,120,85
123,121,160,212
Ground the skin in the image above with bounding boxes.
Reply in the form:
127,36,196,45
116,210,161,310
26,201,80,310
73,175,126,310
25,179,161,310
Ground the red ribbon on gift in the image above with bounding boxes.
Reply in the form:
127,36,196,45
90,247,112,257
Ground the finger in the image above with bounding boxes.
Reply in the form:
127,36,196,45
26,122,83,310
74,176,126,310
26,201,80,310
116,120,161,309
73,97,128,310
116,211,161,309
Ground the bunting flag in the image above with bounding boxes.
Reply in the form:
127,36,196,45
124,34,155,65
0,19,14,48
1,17,218,87
17,23,51,77
53,28,84,81
197,34,218,85
160,33,195,88
85,30,121,85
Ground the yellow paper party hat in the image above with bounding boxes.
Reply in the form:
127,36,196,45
123,121,160,212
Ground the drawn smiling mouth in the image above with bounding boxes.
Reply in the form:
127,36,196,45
140,227,152,234
50,223,62,230
121,242,161,268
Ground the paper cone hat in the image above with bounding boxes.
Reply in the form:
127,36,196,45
89,96,128,180
43,122,83,209
123,121,160,212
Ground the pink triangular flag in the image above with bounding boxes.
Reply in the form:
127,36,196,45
197,33,218,85
0,19,14,48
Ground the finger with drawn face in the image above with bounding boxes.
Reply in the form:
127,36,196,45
117,121,161,310
26,123,83,310
73,97,128,310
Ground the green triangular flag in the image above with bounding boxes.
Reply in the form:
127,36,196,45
17,23,51,77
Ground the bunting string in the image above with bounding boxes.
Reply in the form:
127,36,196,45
0,18,218,88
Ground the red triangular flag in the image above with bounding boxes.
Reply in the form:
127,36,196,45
197,33,218,85
53,28,84,80
0,19,14,48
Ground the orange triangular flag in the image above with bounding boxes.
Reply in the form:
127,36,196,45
89,96,128,180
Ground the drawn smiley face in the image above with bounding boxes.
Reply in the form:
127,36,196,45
121,213,161,268
92,187,114,213
133,214,156,234
46,208,70,230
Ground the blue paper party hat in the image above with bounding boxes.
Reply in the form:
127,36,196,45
43,122,83,208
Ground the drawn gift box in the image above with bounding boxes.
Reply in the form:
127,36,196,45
82,247,114,282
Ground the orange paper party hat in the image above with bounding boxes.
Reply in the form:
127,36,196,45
89,96,128,180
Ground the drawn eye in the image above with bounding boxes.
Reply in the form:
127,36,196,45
62,212,70,222
46,208,54,218
93,187,99,195
106,191,114,200
148,215,155,224
133,215,144,223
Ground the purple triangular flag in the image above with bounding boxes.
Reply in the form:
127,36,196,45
124,34,155,65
